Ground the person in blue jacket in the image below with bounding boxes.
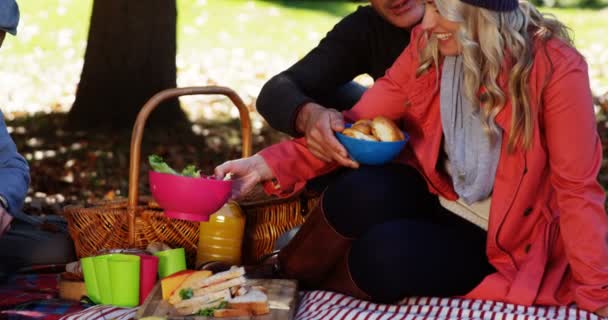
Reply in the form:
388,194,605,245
0,0,75,281
0,0,29,237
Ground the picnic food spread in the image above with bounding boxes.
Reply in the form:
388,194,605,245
163,266,270,317
342,116,405,142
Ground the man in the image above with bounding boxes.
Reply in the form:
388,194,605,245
209,1,427,277
0,0,29,238
256,0,424,168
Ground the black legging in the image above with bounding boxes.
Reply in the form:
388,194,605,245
322,164,494,303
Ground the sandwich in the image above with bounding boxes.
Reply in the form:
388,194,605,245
167,270,212,304
170,266,249,316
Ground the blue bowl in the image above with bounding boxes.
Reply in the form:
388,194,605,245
336,124,409,165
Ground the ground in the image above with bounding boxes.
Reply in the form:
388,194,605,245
6,112,288,216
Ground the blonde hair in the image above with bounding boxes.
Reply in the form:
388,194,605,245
416,0,572,151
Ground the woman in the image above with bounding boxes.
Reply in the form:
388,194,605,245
216,0,608,316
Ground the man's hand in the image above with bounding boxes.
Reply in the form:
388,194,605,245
0,206,12,237
214,155,274,200
296,102,358,168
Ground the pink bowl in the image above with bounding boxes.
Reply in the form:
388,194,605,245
149,171,232,222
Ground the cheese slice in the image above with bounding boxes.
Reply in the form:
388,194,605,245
169,270,213,304
161,270,195,300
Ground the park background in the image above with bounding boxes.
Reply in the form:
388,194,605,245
0,0,607,214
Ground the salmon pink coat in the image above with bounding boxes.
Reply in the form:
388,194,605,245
259,26,608,312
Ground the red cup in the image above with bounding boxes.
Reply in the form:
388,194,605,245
135,254,159,305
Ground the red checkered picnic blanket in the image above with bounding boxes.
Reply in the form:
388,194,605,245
0,274,88,320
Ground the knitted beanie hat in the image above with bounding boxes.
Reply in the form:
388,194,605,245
0,0,19,35
460,0,519,12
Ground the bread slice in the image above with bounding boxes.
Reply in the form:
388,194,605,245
228,288,270,315
168,270,212,304
228,302,270,315
193,276,246,296
190,266,245,289
371,116,404,142
176,298,226,316
213,308,253,318
174,288,231,310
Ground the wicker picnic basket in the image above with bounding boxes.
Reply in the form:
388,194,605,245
63,86,318,265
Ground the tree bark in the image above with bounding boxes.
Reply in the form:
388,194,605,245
67,0,188,130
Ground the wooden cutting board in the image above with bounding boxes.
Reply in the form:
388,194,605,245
136,279,299,320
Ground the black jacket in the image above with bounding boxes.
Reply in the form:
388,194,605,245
256,5,412,136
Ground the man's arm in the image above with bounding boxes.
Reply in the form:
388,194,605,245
256,6,375,137
0,111,30,216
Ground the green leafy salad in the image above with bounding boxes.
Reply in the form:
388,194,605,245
149,155,202,178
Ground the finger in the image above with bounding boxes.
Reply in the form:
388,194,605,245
307,141,332,162
308,114,344,162
232,180,254,200
215,161,240,180
329,112,345,132
310,148,332,162
230,190,241,200
333,153,359,169
214,163,229,180
322,131,348,158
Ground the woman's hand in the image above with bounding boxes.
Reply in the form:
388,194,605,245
596,305,608,318
214,155,274,200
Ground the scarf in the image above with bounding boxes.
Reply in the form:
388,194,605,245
440,56,502,204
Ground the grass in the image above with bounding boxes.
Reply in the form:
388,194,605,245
8,1,605,63
542,7,607,48
5,0,361,68
176,0,361,59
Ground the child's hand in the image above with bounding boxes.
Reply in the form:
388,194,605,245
214,155,274,199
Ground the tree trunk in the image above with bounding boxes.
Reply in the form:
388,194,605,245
67,0,188,130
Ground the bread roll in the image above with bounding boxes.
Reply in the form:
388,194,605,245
352,119,373,135
354,119,372,126
352,123,373,135
371,116,404,142
342,128,379,141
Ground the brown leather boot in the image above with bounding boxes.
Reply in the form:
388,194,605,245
322,249,371,300
278,195,353,288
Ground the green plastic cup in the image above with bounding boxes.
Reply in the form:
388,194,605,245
108,254,141,307
154,248,186,278
93,253,122,304
81,256,101,304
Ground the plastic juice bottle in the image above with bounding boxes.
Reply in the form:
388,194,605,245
196,201,246,267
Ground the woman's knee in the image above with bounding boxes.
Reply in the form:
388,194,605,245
347,220,489,303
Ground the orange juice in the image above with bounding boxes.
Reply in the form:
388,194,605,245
196,201,246,266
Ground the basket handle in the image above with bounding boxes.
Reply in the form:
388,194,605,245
127,86,253,245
